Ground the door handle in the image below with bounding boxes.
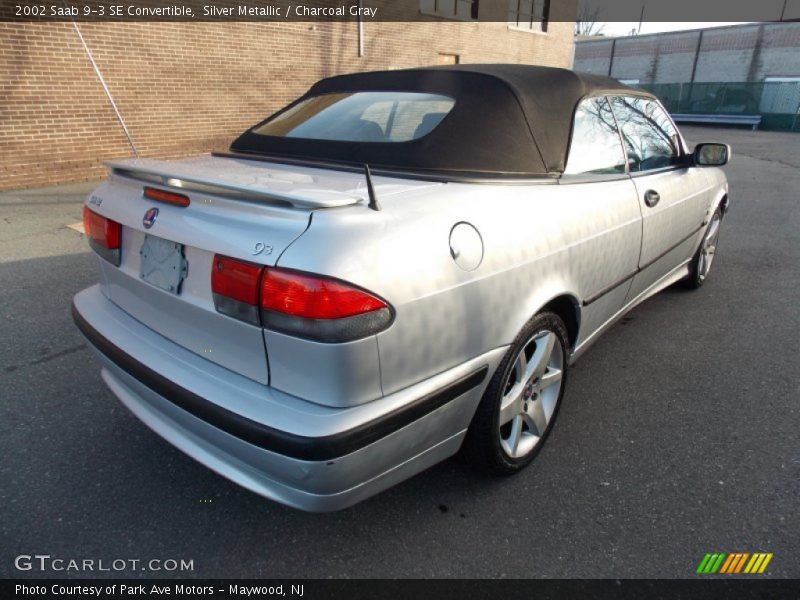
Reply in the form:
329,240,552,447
644,189,660,207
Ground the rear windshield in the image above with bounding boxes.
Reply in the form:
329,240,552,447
252,92,455,143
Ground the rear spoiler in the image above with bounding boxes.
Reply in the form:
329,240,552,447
105,157,366,210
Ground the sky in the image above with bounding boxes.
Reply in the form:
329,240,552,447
596,22,752,37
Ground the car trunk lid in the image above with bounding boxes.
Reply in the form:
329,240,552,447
87,155,396,385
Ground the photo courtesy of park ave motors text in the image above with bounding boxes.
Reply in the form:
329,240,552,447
1,0,799,588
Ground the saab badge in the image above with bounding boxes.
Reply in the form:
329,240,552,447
143,207,159,229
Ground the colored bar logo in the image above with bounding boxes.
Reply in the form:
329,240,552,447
696,552,773,574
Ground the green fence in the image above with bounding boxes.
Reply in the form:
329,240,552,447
633,81,800,132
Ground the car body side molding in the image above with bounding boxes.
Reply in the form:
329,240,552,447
582,223,704,306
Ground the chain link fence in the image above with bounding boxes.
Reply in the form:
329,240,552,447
633,81,800,132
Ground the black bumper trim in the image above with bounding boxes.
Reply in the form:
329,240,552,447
72,302,488,461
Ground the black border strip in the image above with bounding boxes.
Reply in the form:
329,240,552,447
4,579,799,598
72,303,487,461
212,151,559,185
583,223,704,306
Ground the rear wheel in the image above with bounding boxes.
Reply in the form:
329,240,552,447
464,312,568,474
684,208,722,289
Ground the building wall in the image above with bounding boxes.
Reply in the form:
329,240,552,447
574,22,800,84
0,19,575,190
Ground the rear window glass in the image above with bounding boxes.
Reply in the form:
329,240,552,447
252,92,455,143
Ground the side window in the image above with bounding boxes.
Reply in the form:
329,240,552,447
564,96,626,176
420,0,479,20
610,96,680,172
508,0,550,32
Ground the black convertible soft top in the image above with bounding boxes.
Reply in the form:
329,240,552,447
229,65,647,179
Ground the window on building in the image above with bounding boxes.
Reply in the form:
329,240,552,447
508,0,549,32
610,96,681,172
253,92,456,143
564,97,626,176
437,53,460,65
420,0,479,20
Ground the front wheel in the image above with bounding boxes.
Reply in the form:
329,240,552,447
684,208,722,289
463,312,569,474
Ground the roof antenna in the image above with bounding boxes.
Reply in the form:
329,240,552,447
364,164,381,211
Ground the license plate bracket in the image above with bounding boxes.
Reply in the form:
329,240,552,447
139,234,188,295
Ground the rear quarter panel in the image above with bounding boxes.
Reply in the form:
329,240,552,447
277,176,642,396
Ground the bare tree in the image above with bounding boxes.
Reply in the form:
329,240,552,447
575,4,605,36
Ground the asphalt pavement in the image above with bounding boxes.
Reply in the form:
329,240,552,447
1,126,798,578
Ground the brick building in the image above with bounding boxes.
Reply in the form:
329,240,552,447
574,22,800,84
0,5,576,191
573,23,800,131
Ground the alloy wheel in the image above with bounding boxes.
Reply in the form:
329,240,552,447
697,213,721,282
498,330,564,459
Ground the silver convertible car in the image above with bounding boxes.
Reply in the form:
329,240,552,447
73,65,729,511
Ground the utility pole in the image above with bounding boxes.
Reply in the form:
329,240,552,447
690,29,704,83
607,38,617,77
637,4,645,35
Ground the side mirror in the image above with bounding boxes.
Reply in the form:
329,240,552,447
694,143,730,166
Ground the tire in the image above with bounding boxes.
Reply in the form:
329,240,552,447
463,311,569,475
683,208,722,289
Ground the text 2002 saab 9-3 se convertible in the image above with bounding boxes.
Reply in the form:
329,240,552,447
72,65,730,511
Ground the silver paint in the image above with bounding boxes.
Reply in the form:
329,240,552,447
75,114,729,510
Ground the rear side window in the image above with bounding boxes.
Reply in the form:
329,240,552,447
564,96,626,176
610,96,680,172
252,92,455,143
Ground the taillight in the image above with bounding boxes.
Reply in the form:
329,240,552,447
143,186,190,207
211,256,263,325
211,254,392,342
83,206,121,266
260,270,386,319
260,269,391,342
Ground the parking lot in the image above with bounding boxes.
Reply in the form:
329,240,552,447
1,126,798,578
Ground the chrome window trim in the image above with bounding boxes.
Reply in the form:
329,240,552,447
557,172,631,185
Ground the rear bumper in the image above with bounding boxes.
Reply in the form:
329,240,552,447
72,285,504,511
